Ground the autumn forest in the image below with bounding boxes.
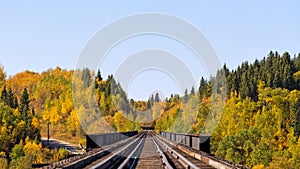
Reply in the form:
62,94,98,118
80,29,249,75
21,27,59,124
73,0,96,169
1,51,300,168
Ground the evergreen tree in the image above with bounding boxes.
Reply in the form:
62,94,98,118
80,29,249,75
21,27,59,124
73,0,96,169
8,88,18,108
190,86,195,96
183,89,189,103
95,69,103,89
293,99,300,139
293,53,300,73
81,68,92,89
19,88,30,121
105,75,116,96
232,70,240,94
149,94,154,106
239,72,250,99
96,69,103,81
273,71,281,88
249,76,258,101
1,86,8,104
283,65,293,89
205,81,212,98
198,77,207,99
147,100,151,108
154,93,160,102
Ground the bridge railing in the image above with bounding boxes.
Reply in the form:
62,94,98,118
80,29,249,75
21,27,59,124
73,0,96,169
86,131,138,149
159,131,210,153
159,131,249,169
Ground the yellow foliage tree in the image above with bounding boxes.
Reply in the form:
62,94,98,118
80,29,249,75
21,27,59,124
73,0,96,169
66,110,80,136
23,139,42,164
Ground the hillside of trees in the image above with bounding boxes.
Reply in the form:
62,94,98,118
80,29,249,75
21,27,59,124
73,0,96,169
0,66,142,168
1,51,300,168
155,51,300,169
0,67,71,168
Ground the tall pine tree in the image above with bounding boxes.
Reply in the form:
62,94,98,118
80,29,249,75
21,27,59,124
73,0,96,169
19,88,30,122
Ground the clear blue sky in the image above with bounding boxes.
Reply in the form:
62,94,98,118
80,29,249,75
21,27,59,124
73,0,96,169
0,1,299,100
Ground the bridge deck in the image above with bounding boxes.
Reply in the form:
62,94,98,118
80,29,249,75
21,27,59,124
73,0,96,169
43,131,241,169
135,132,163,169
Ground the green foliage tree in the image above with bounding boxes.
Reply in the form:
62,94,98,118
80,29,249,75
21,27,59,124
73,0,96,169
9,144,24,162
293,99,300,139
250,142,272,167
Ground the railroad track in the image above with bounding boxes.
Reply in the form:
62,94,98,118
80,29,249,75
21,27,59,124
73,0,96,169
45,131,248,169
153,133,215,169
81,131,216,169
42,132,144,169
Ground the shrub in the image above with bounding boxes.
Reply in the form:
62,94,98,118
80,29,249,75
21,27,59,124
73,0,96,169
0,158,8,169
58,148,69,160
9,144,24,161
9,155,32,169
23,140,43,164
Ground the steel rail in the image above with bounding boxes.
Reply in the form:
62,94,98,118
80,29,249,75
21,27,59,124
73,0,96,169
90,132,146,169
117,134,145,169
45,132,143,169
151,133,174,169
